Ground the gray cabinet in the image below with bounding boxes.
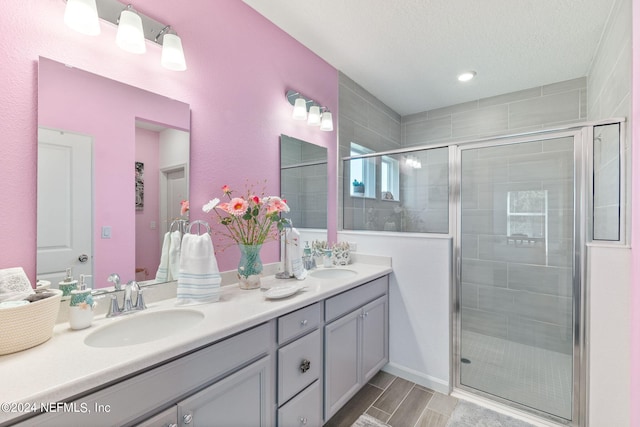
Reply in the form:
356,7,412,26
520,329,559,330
324,277,389,421
177,356,272,427
135,407,177,427
276,303,323,427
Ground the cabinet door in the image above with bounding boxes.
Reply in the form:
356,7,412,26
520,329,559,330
324,309,360,420
177,356,272,427
135,406,178,427
361,296,389,383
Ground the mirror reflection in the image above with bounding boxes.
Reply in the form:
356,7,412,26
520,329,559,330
280,134,328,229
37,57,190,289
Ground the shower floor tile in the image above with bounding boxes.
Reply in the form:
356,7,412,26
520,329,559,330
460,330,572,420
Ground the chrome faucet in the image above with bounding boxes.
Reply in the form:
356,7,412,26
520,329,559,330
106,275,147,317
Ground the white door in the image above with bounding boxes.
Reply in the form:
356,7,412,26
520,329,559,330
37,127,93,287
160,166,188,239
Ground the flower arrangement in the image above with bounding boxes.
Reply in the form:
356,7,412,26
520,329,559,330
202,183,290,248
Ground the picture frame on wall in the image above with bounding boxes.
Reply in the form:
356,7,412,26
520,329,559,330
135,161,144,210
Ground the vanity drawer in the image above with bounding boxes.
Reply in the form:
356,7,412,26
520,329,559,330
325,276,388,323
278,328,322,405
278,381,322,427
278,302,322,345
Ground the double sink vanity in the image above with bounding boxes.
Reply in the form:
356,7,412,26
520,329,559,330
0,258,391,426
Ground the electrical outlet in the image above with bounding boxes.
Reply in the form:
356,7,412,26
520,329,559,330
348,242,357,251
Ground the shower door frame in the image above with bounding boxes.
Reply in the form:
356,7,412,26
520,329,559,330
451,128,588,426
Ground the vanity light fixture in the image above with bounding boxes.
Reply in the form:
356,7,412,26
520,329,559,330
320,109,333,132
286,90,334,131
116,5,146,54
292,97,308,120
457,71,477,82
64,0,101,36
307,105,322,126
62,0,187,71
157,27,187,71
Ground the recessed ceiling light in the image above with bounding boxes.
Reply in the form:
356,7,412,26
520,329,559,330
458,71,476,82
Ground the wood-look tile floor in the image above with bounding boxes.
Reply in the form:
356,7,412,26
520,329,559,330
325,371,458,427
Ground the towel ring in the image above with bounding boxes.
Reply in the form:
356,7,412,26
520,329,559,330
188,220,211,235
170,219,189,233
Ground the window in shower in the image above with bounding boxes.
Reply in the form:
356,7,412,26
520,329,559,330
381,155,399,201
343,146,448,233
349,143,375,198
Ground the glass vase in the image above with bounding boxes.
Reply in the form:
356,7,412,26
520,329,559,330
237,244,263,290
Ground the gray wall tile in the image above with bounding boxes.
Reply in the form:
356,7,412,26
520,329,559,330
509,91,580,129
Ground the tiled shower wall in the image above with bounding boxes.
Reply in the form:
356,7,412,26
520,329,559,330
401,77,587,147
587,0,631,242
339,72,402,230
460,138,575,354
339,74,590,351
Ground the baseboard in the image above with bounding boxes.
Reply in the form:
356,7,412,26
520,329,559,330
382,362,450,395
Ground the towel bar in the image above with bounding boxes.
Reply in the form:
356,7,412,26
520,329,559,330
188,220,211,235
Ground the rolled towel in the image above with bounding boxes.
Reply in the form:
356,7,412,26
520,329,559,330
155,232,171,283
0,267,34,302
176,233,221,305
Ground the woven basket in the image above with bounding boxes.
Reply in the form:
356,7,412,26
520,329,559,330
0,289,63,355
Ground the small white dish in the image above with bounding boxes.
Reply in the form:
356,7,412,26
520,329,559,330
264,285,302,300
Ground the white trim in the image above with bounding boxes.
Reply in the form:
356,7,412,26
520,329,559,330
382,362,450,395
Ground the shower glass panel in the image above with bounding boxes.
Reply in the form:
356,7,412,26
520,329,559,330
458,136,576,421
592,123,621,241
343,146,448,233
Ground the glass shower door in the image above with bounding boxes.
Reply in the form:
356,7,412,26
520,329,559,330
457,134,579,421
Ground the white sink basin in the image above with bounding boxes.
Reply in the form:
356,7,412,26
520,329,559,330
84,309,204,348
310,268,357,280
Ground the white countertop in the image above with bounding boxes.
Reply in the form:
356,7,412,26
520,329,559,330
0,259,391,425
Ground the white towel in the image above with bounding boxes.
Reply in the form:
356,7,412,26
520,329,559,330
0,267,34,302
168,230,182,281
155,232,171,282
176,233,221,305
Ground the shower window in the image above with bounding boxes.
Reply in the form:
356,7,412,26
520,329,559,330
343,146,448,233
350,143,375,198
506,190,548,244
381,155,399,201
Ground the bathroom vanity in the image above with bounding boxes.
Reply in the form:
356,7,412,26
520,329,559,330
0,260,391,426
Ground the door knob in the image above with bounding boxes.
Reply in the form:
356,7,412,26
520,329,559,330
78,254,89,263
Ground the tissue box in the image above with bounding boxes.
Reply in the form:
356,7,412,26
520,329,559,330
0,289,62,355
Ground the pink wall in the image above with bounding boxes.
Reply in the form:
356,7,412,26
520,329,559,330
135,128,161,281
631,1,640,424
38,57,189,286
0,0,338,285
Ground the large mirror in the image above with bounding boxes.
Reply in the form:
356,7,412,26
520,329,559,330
280,134,328,230
37,57,190,289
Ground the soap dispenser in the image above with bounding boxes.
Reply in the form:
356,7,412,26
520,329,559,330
69,274,96,330
58,268,78,297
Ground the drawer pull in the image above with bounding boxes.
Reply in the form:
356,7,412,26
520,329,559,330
299,416,308,425
300,319,308,326
183,413,193,424
168,424,178,427
300,359,311,373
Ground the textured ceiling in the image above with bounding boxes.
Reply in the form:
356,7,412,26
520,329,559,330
242,0,614,116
